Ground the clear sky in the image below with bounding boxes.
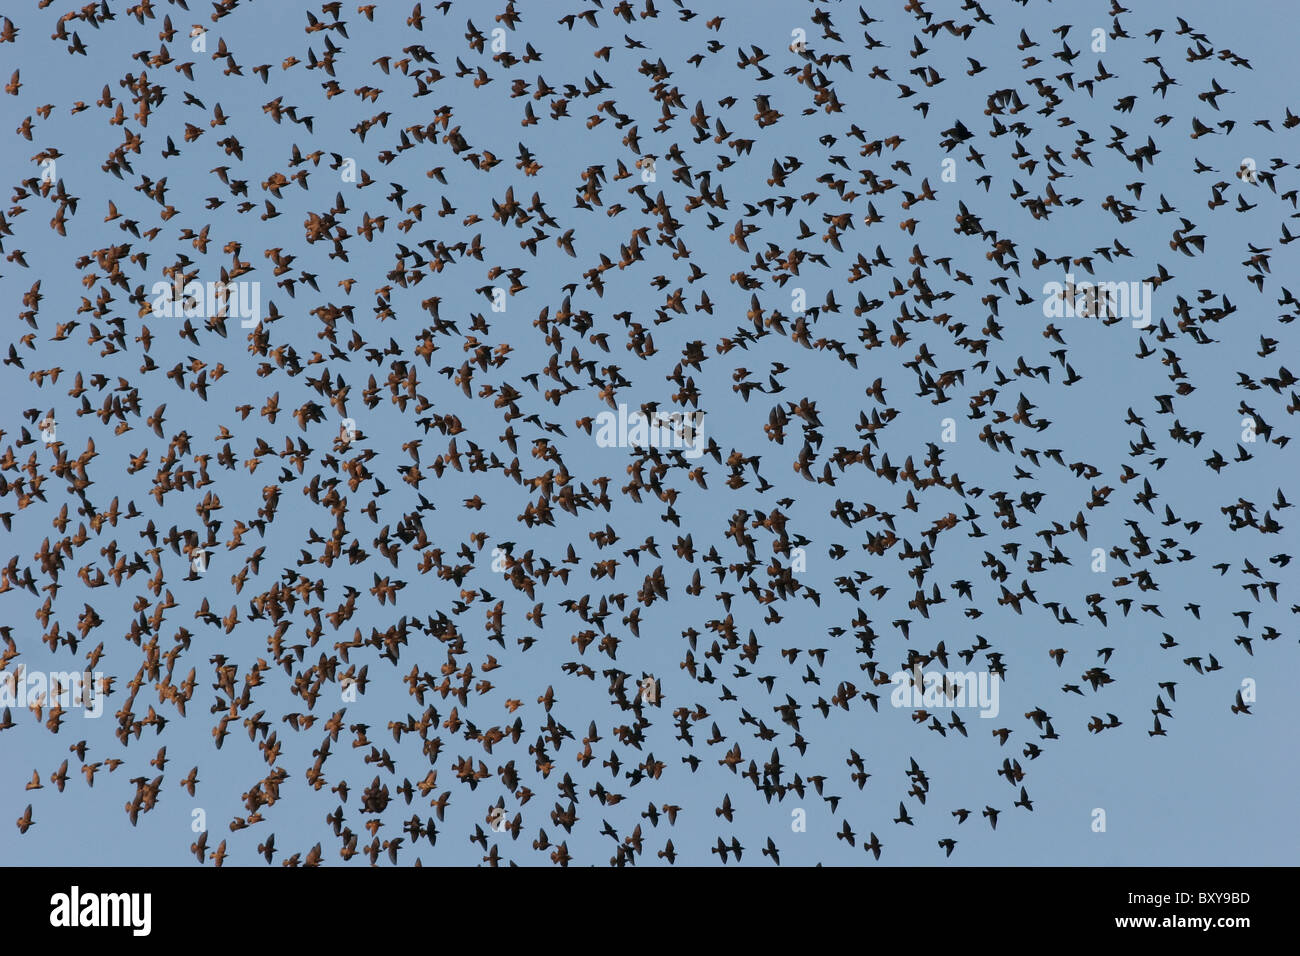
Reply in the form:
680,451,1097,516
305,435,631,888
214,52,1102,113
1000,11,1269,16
0,0,1296,867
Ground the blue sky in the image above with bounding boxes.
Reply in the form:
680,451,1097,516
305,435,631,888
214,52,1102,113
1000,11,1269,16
0,0,1296,866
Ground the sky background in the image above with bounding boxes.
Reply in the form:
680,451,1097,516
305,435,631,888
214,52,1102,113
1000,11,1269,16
0,0,1296,866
